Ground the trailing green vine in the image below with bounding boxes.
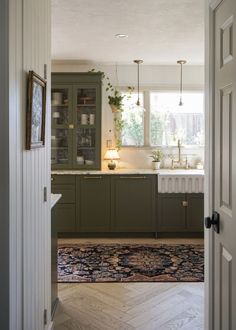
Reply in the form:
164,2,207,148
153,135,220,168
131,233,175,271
88,69,133,149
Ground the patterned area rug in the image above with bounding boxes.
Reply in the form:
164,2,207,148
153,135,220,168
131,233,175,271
58,244,204,283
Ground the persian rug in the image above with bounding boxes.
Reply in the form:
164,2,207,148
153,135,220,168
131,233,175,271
58,244,204,283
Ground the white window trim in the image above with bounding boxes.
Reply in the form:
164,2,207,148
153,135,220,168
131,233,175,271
120,87,205,149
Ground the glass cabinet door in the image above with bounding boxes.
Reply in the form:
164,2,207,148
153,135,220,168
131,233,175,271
51,86,73,168
73,86,100,168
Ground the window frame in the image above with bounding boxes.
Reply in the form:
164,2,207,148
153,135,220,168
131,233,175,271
120,87,205,149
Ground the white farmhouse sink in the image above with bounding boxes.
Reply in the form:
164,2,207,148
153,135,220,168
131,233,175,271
157,169,204,193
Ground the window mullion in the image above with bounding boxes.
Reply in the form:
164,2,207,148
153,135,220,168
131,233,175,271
144,90,150,146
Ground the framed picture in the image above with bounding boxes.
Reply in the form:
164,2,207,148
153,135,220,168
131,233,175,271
26,70,47,150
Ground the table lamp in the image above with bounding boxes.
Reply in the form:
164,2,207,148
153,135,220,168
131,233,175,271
104,148,120,170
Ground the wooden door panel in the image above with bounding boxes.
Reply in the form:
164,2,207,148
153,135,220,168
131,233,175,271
219,86,232,214
213,0,236,328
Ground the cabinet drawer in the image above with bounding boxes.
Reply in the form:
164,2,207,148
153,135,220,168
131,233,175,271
51,184,75,203
52,204,76,232
51,175,75,185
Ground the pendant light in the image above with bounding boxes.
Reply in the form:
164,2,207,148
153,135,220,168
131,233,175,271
133,59,145,111
177,60,187,106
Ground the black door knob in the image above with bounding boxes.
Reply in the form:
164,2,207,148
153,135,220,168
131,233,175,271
205,211,220,234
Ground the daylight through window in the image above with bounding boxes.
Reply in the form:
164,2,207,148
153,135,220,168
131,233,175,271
121,91,204,147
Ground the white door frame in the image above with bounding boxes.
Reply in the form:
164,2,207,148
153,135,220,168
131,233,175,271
205,1,224,329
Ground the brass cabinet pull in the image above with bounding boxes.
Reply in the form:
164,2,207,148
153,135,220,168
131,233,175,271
182,201,188,207
119,176,147,179
68,124,74,129
84,176,102,179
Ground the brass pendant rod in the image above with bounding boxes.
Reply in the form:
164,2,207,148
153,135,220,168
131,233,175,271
134,59,143,106
177,60,187,106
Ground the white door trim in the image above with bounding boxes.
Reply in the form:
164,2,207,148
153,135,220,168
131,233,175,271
205,1,218,329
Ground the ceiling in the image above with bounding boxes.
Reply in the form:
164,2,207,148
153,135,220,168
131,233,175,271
52,0,204,65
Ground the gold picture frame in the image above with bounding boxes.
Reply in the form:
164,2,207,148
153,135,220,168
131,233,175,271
26,70,47,150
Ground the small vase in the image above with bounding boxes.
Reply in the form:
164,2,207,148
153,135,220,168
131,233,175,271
152,161,161,170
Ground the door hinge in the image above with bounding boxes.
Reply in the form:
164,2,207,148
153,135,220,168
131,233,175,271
43,187,47,202
43,309,47,325
44,64,47,80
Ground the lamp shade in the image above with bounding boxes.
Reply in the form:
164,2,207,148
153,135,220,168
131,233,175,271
104,148,120,160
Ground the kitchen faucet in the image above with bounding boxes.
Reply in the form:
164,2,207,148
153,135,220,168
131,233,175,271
171,139,188,169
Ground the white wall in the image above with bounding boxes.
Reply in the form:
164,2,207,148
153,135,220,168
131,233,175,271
0,1,10,329
1,0,51,329
52,61,204,169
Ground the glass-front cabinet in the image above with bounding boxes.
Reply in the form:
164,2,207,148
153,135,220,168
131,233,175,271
51,73,102,170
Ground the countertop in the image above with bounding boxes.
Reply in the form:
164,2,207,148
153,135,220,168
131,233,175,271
51,169,204,176
51,193,62,208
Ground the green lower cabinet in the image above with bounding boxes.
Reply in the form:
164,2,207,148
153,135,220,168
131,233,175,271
77,175,111,232
158,193,204,233
51,206,58,316
111,175,156,232
53,204,76,232
186,193,204,232
51,175,76,232
158,194,186,232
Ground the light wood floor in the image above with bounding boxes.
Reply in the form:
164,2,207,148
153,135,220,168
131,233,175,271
54,238,204,330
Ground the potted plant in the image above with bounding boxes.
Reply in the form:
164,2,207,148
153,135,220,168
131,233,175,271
150,149,163,170
88,69,134,149
108,90,125,113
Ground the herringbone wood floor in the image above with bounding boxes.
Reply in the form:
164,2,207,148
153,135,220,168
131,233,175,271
54,238,204,330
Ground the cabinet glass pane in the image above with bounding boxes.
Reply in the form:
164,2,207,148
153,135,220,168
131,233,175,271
51,128,69,165
75,87,97,167
77,88,96,105
51,88,69,126
77,88,96,126
76,128,96,166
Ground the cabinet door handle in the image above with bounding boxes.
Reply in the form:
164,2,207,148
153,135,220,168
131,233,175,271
51,177,54,182
119,176,147,179
182,201,188,207
84,176,103,179
68,124,74,129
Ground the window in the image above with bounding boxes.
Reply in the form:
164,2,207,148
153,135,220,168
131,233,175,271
121,90,204,147
150,92,204,146
121,92,144,146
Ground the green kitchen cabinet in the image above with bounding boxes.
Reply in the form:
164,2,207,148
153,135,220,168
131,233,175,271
186,193,204,231
77,175,111,232
51,175,76,232
111,175,156,232
158,193,204,233
51,206,59,317
51,73,102,170
52,204,76,232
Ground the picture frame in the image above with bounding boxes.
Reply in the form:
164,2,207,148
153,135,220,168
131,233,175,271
26,70,47,150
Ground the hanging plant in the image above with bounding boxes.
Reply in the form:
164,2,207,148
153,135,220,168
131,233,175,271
88,69,133,149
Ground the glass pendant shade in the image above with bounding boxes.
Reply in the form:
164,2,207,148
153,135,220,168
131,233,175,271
133,59,146,112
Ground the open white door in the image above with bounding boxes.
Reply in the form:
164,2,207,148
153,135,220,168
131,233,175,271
206,0,236,329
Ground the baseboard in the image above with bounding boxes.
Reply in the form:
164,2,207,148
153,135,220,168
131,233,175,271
58,232,157,238
58,232,203,239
